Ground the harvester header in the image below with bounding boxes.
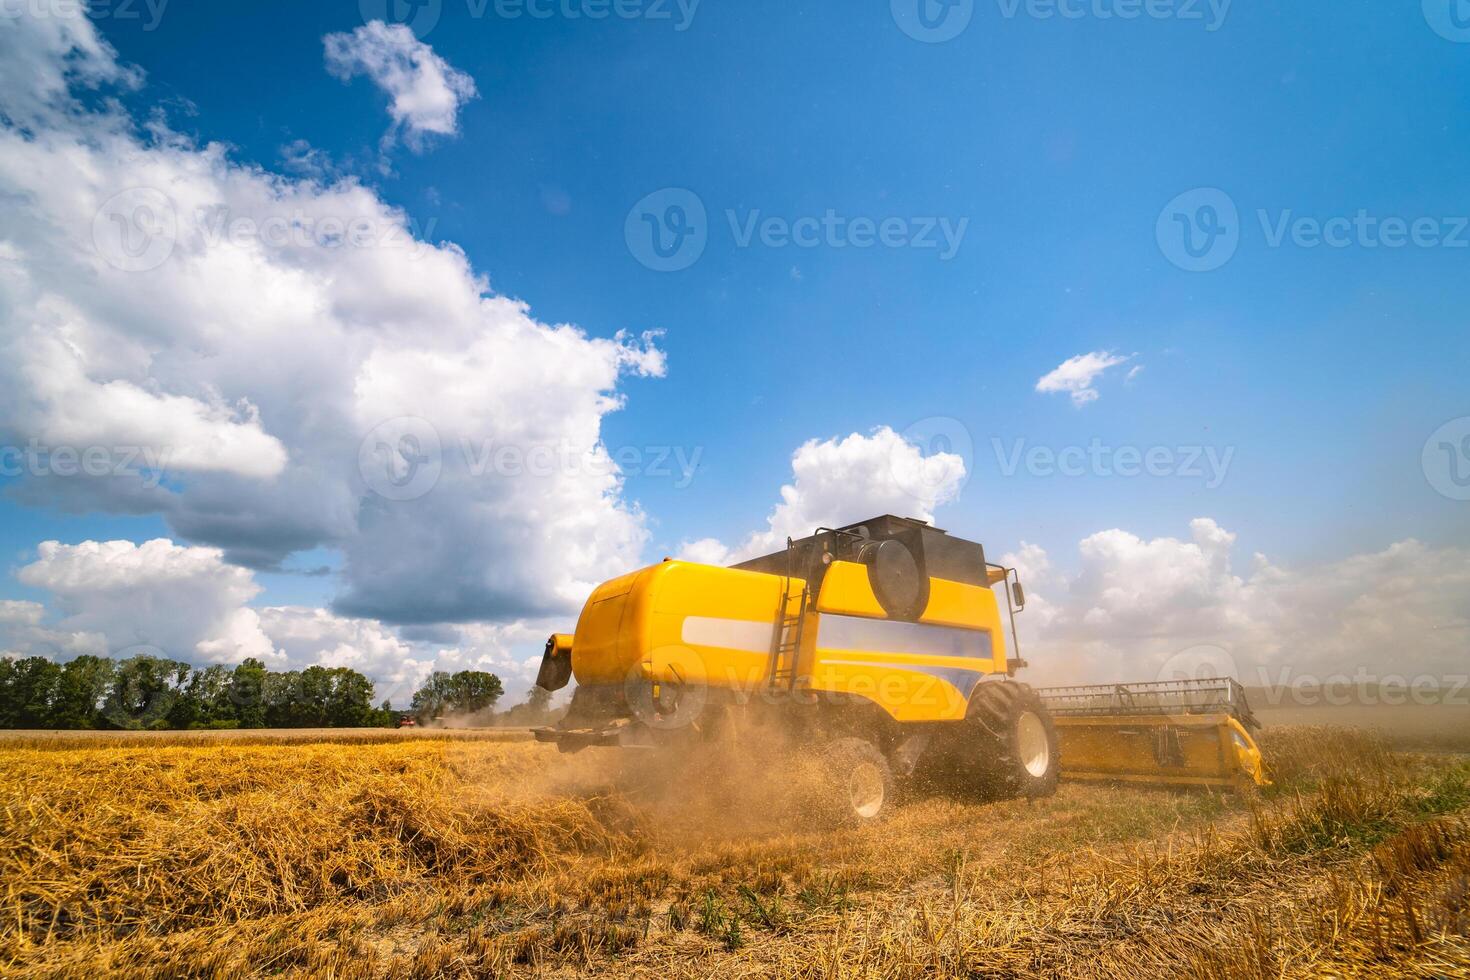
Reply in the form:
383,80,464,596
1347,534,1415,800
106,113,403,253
1038,678,1268,791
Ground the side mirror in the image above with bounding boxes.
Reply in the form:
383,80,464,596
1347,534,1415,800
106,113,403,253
1011,581,1026,609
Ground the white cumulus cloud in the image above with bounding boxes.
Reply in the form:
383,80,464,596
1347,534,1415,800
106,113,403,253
1004,521,1470,688
17,539,278,665
1035,350,1134,407
7,538,557,702
323,21,478,151
0,5,663,628
682,427,967,565
676,537,733,566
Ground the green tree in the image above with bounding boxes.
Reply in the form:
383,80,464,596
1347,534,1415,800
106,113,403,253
103,654,190,730
169,665,235,728
297,666,334,726
449,670,503,714
366,699,399,728
50,656,115,729
0,657,62,728
230,658,268,728
0,653,395,731
322,667,376,727
409,670,453,721
262,670,304,727
409,670,503,722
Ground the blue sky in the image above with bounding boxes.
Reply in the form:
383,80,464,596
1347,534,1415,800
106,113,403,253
1,1,1466,691
79,2,1470,560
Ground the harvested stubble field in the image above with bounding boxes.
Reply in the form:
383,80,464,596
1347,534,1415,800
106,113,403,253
0,728,535,751
2,725,1467,979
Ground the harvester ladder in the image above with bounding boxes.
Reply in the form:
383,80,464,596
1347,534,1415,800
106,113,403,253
768,536,811,690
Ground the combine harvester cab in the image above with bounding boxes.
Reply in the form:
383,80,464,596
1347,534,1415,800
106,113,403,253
1036,678,1269,791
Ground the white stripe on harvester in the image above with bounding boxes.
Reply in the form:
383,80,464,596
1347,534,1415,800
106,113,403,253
681,616,772,654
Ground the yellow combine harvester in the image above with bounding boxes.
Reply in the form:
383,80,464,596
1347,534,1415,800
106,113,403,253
535,516,1266,819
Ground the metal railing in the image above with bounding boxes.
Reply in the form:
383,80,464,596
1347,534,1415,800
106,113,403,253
1036,677,1259,730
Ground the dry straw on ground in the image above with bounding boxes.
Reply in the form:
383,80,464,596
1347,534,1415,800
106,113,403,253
1,725,1466,978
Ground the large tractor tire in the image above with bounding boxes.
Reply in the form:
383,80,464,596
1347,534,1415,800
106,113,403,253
965,682,1060,800
819,737,894,825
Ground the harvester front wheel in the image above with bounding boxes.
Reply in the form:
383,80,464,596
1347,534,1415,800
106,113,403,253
966,682,1060,800
820,737,893,825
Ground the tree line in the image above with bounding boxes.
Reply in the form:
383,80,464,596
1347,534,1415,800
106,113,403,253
0,653,548,731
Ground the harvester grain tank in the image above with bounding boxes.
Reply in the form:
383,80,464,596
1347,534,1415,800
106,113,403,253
534,516,1266,819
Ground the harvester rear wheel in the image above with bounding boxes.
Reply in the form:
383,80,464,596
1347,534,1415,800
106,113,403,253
820,737,893,825
965,682,1060,800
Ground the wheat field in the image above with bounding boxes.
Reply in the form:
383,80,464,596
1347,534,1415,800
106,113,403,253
1,725,1467,979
